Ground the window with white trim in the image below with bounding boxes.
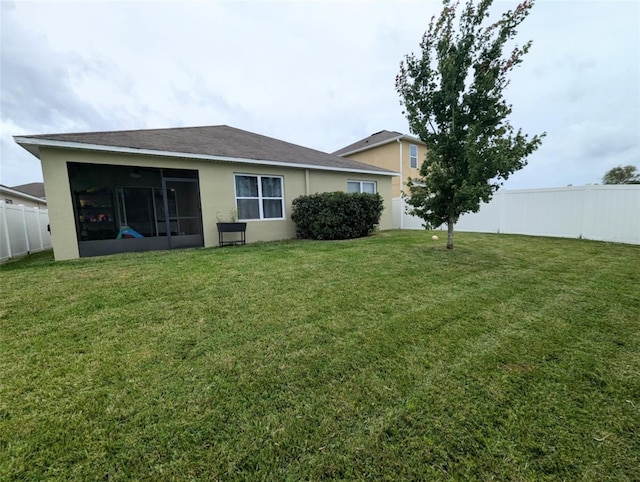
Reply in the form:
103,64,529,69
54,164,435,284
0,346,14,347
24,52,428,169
347,180,376,194
234,174,284,220
410,144,418,169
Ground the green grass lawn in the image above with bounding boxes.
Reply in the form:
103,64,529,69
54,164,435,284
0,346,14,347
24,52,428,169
1,231,639,481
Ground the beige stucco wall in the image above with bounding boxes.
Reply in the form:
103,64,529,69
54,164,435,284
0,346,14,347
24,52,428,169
305,169,393,231
40,149,78,260
39,147,394,260
343,139,426,198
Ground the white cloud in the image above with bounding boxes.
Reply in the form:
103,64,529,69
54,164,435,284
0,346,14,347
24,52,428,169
1,0,638,189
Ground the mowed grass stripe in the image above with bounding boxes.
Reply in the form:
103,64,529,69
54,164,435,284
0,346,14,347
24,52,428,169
1,231,638,480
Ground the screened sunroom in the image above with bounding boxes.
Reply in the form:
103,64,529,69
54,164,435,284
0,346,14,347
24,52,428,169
68,162,203,257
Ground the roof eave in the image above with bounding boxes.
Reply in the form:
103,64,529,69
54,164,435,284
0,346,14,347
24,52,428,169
14,139,42,159
14,137,399,177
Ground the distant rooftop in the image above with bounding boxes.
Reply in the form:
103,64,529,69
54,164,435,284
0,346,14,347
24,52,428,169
333,130,424,157
0,184,47,204
10,182,45,199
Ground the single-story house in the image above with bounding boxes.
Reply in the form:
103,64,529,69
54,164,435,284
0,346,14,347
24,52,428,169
14,125,398,260
1,184,47,209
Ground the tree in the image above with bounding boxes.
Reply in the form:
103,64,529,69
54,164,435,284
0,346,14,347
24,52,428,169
395,0,545,249
602,165,640,184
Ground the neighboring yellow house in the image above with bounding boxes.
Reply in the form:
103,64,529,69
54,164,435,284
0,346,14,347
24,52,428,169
15,125,397,260
333,130,427,199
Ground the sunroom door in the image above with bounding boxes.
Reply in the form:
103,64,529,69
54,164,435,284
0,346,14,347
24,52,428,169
162,178,203,249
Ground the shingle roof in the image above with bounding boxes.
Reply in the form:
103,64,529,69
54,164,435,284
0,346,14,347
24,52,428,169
10,182,45,199
332,130,425,157
0,184,47,204
16,125,396,175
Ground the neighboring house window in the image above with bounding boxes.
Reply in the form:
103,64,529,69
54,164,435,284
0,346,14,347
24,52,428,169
410,144,418,169
235,174,284,220
347,180,376,194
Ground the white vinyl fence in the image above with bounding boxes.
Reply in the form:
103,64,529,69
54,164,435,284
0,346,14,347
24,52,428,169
0,201,52,262
394,184,640,245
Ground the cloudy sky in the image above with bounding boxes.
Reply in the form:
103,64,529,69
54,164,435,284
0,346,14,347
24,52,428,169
1,0,638,189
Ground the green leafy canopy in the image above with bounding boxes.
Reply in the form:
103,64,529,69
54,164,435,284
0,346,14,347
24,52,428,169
602,165,640,184
396,0,545,248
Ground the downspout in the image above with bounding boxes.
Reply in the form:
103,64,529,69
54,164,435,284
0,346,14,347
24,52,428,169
397,138,404,229
304,169,310,195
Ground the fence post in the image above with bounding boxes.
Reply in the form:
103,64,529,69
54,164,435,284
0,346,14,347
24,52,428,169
1,201,12,259
40,209,50,249
20,204,31,254
498,190,507,234
581,185,592,240
34,207,45,251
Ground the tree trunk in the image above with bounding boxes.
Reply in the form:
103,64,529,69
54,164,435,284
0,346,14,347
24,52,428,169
447,215,455,249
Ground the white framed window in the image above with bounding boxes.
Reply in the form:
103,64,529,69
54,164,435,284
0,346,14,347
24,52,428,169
347,180,376,194
410,144,418,169
234,174,284,220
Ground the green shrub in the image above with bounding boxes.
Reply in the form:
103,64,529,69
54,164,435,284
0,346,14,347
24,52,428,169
291,192,384,240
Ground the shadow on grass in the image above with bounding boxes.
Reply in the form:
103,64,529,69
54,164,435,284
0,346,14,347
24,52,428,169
0,249,55,271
